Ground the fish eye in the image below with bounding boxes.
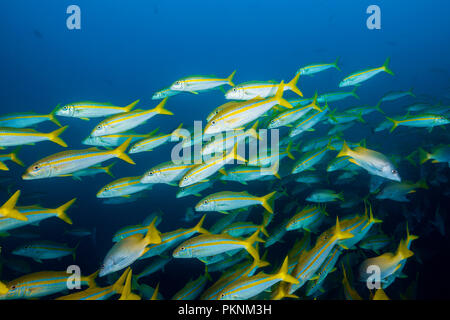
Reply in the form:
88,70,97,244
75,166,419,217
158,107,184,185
176,81,180,85
183,177,188,180
10,285,16,290
33,165,40,171
221,293,226,298
233,88,236,92
211,121,216,125
180,247,185,251
97,126,102,130
148,171,154,176
203,200,208,204
62,106,68,110
391,169,397,174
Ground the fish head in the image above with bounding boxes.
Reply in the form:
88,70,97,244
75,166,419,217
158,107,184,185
437,115,450,125
22,161,52,180
96,185,113,198
268,117,280,129
172,244,193,258
225,87,244,100
91,123,108,137
82,135,101,146
204,118,225,135
179,174,195,188
56,104,74,117
195,197,214,212
11,245,30,256
381,165,401,182
141,168,162,184
170,80,186,91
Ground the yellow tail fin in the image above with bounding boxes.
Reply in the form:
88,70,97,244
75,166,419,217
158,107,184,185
396,239,414,260
0,161,8,171
151,282,160,300
336,140,351,158
246,121,261,141
227,70,236,86
123,99,140,112
7,147,25,167
276,256,299,285
226,143,246,163
49,105,62,127
266,160,281,179
143,218,162,245
113,267,131,294
285,141,295,160
244,230,265,262
47,125,68,147
386,117,399,133
259,191,277,214
119,269,141,300
151,97,173,115
55,198,76,225
0,190,28,221
194,214,210,234
85,270,99,288
274,81,293,109
102,162,116,178
112,138,135,164
287,73,303,97
334,216,354,241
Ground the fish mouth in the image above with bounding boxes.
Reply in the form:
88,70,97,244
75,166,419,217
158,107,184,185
21,173,31,180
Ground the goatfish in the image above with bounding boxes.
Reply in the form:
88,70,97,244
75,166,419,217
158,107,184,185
339,57,394,87
268,93,321,128
172,267,211,300
285,205,327,232
248,141,295,167
179,144,246,187
297,57,341,76
140,215,209,260
152,87,180,100
195,191,276,214
0,198,75,233
99,219,162,277
291,143,336,174
22,138,135,180
129,125,182,154
289,105,329,138
170,71,236,94
56,268,130,300
82,131,155,148
201,121,260,156
218,256,298,300
317,88,359,103
306,189,344,203
0,109,61,128
220,161,281,184
141,161,197,185
0,190,29,221
418,145,450,166
359,239,414,283
0,126,68,148
206,101,248,122
224,73,303,100
90,98,173,137
386,113,449,132
204,82,293,134
62,162,115,181
379,88,415,103
96,176,153,198
376,179,428,202
221,221,270,238
173,230,264,262
176,180,214,199
55,100,139,120
136,256,171,280
359,233,391,254
287,217,353,293
0,270,98,300
12,241,78,263
336,141,401,182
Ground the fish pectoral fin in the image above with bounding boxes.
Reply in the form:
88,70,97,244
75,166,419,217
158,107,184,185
34,258,43,263
218,211,229,214
189,91,199,95
80,118,90,121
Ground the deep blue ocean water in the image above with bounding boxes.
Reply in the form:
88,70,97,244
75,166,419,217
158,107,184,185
0,0,449,299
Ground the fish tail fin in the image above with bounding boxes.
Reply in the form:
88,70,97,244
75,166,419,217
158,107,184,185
121,272,141,300
171,123,184,136
418,148,431,164
55,198,76,224
124,99,140,112
268,160,281,179
246,120,261,141
356,112,365,123
226,142,246,163
112,138,135,164
351,87,360,99
103,162,116,178
114,267,131,295
86,270,99,288
0,190,28,221
144,218,162,244
397,239,414,260
406,223,419,243
151,282,160,300
274,81,293,109
259,224,270,238
259,191,277,214
374,100,385,114
204,265,213,282
151,97,173,115
0,161,8,171
386,117,399,133
367,203,382,224
49,105,62,127
383,57,394,76
287,72,303,97
334,216,354,241
9,147,25,166
408,87,415,97
276,256,299,285
334,56,341,71
336,140,351,158
311,91,322,111
47,125,69,147
285,141,295,160
195,214,210,234
72,241,81,261
244,230,264,261
227,70,236,87
405,150,418,167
